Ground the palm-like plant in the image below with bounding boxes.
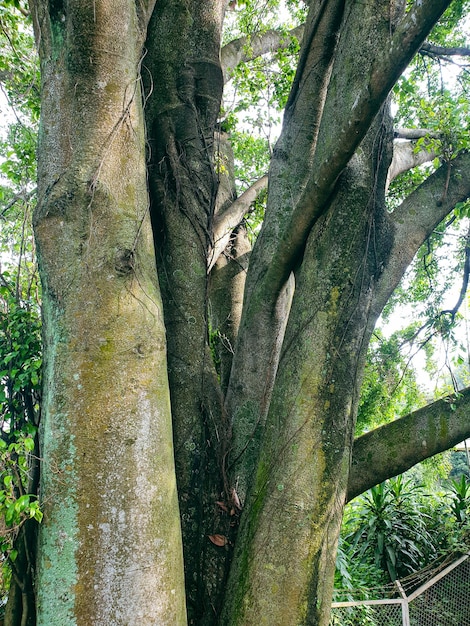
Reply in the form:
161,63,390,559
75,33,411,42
448,474,470,526
344,476,436,582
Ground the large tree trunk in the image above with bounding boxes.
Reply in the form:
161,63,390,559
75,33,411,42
143,3,229,622
29,1,186,624
221,1,455,623
224,0,453,506
222,102,395,626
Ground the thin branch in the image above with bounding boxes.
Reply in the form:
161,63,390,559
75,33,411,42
441,221,470,318
208,175,268,271
221,29,470,84
221,24,305,82
0,188,36,218
390,151,470,233
420,41,470,58
372,151,470,319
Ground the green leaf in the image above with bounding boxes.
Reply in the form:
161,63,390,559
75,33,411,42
23,437,34,452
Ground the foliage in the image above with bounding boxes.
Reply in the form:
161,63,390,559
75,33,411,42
338,469,470,592
384,1,470,389
334,534,386,597
221,0,304,238
346,477,436,582
380,217,470,395
0,0,38,295
449,450,470,480
0,5,42,609
357,330,424,435
448,474,470,525
230,131,271,190
0,273,41,558
0,1,39,120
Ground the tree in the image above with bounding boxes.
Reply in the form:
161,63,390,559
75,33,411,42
4,0,470,624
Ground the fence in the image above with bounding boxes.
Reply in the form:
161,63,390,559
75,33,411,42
330,552,470,625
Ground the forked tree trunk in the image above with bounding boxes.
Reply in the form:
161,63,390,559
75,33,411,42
25,0,470,625
222,105,395,626
29,1,186,624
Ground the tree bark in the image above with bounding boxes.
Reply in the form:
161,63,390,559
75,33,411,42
29,1,186,623
221,23,305,82
225,0,452,515
143,3,230,622
25,1,470,625
223,100,396,626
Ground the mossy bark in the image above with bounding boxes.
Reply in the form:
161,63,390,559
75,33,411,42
222,106,395,626
224,0,453,509
349,386,470,501
29,1,186,623
24,1,470,625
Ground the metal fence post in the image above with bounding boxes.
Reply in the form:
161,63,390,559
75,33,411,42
395,580,410,626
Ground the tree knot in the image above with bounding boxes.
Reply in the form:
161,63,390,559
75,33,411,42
114,248,135,275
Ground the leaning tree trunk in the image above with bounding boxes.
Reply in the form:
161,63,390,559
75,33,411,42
222,104,395,626
29,1,186,624
220,2,453,623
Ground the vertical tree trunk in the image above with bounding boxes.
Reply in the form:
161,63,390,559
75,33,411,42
30,2,186,623
4,519,37,626
143,3,228,622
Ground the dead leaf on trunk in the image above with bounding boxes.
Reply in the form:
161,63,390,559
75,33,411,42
230,487,242,510
216,500,229,513
208,534,229,547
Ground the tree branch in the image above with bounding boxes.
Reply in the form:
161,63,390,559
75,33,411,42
441,221,470,318
262,0,454,299
220,24,305,82
220,25,470,85
348,386,470,501
0,188,36,218
224,0,346,426
225,0,453,443
387,139,437,188
209,175,268,271
394,128,439,139
393,149,470,252
420,41,470,58
372,151,470,319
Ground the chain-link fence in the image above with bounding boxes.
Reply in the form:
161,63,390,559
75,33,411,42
330,553,470,626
